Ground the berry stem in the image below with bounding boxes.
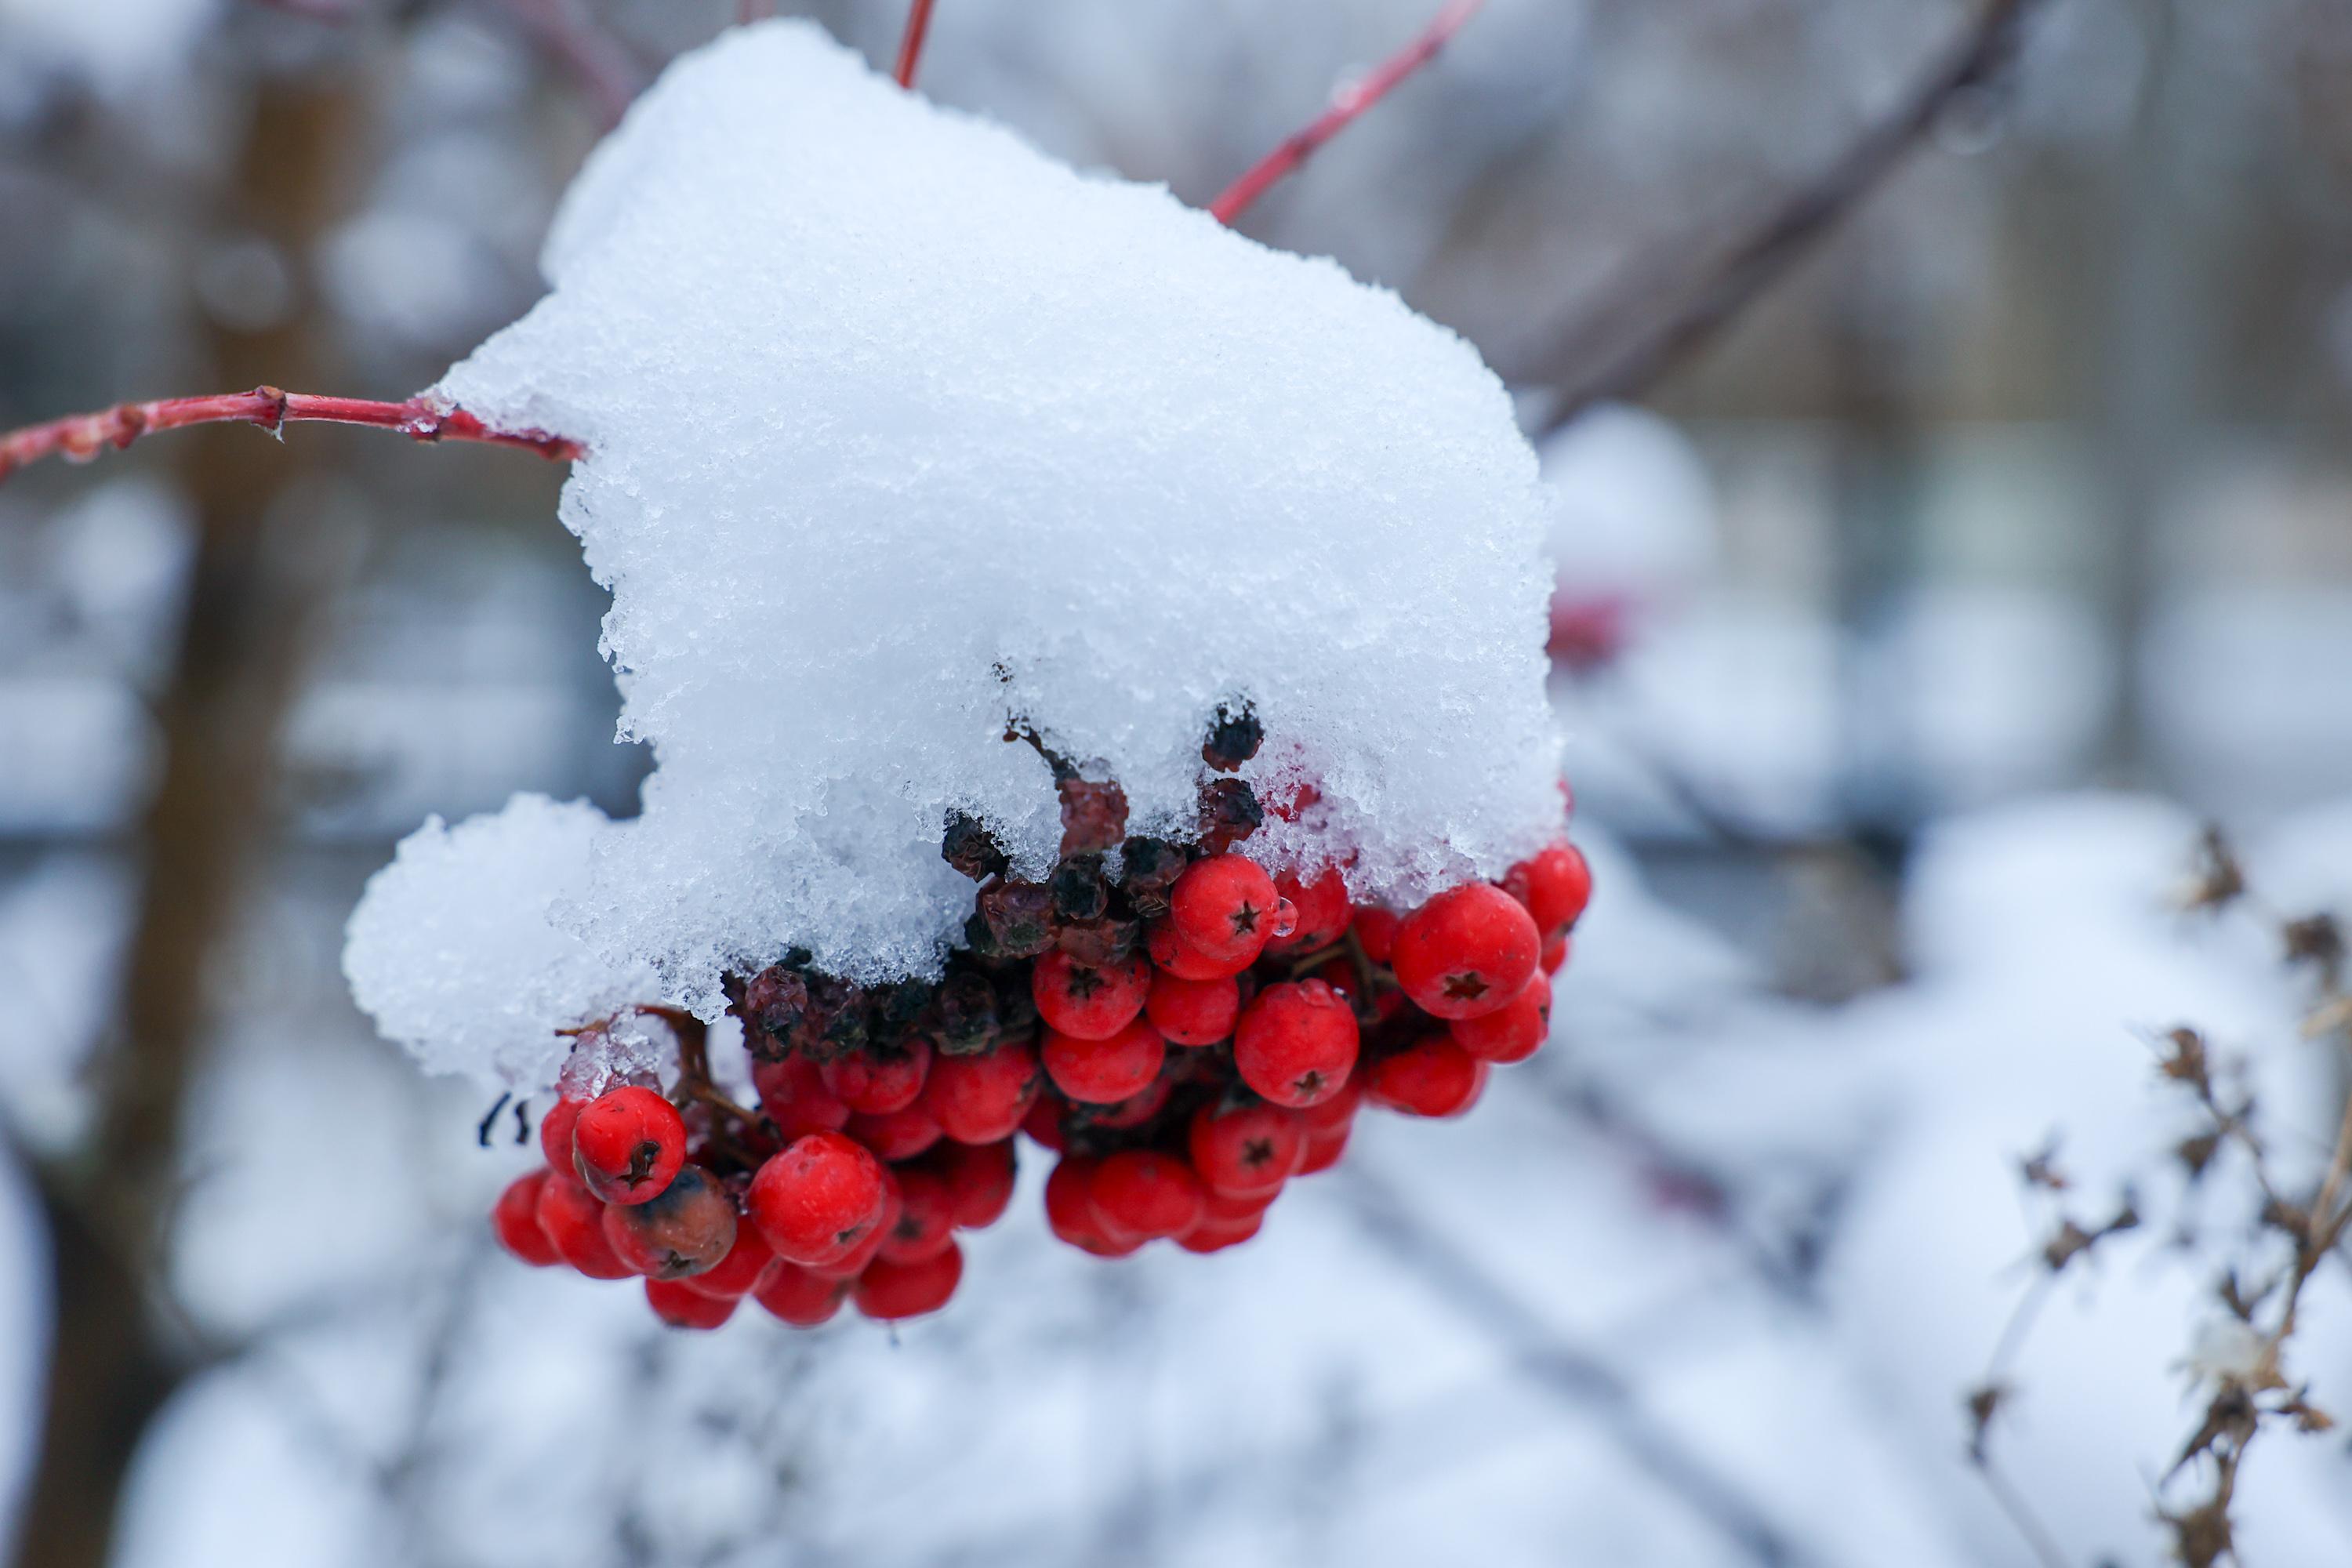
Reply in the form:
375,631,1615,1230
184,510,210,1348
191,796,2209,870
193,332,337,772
0,388,583,486
1207,0,1486,226
893,0,940,91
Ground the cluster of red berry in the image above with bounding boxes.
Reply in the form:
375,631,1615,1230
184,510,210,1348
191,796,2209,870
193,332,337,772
488,713,1590,1329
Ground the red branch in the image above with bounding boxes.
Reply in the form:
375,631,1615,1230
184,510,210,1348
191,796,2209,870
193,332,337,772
894,0,940,91
0,389,583,484
1208,0,1486,226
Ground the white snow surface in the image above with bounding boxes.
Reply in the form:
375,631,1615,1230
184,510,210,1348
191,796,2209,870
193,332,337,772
350,20,1559,1086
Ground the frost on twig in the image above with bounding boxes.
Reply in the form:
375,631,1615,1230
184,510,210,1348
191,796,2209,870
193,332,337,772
1967,826,2352,1568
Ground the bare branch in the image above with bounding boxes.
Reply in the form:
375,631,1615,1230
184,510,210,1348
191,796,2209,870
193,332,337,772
894,0,941,91
1210,0,1487,227
1528,0,2041,437
0,387,581,485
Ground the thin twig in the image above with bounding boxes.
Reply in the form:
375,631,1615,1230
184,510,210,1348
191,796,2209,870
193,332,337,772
894,0,940,91
1528,0,2040,436
1209,0,1488,226
0,387,581,485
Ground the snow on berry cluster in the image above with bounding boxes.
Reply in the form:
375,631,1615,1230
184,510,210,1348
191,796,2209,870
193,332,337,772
342,17,1562,1091
493,720,1592,1327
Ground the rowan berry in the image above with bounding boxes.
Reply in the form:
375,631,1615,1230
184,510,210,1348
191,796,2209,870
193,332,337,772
820,1039,931,1115
1087,1070,1174,1129
1177,1210,1263,1254
848,1102,943,1162
754,1259,851,1327
1041,1016,1165,1105
646,1277,738,1330
855,1240,964,1321
1296,1073,1363,1134
1202,1185,1276,1224
1022,1094,1068,1149
1232,980,1359,1109
681,1219,778,1299
1058,778,1129,858
534,1174,633,1279
746,1131,890,1267
1116,836,1186,916
1031,949,1150,1041
1196,776,1264,853
972,879,1055,959
1541,932,1570,975
1145,916,1236,980
931,1138,1017,1229
1350,906,1401,965
492,1171,561,1267
1298,1120,1351,1174
918,1036,1040,1145
753,1053,852,1139
940,810,1010,880
1200,702,1263,772
806,1185,896,1280
1045,1155,1139,1256
602,1164,739,1280
1367,1036,1487,1117
1188,1100,1305,1199
1089,1150,1206,1241
538,1098,586,1171
571,1086,686,1206
1390,883,1540,1020
1145,970,1240,1046
1450,971,1552,1064
879,1163,957,1264
1169,855,1278,968
1265,869,1350,955
1503,840,1592,941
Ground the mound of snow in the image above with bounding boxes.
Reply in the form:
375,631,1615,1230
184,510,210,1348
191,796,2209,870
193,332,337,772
346,20,1559,1088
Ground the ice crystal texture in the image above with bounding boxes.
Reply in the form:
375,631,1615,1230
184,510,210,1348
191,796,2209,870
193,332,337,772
347,20,1558,1087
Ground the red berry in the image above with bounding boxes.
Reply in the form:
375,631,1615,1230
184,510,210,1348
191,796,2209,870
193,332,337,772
1265,869,1350,955
1390,884,1541,1020
1203,1185,1276,1223
1188,1101,1305,1199
754,1260,851,1327
1089,1150,1206,1241
820,1040,932,1116
1367,1036,1487,1117
1022,1094,1068,1150
646,1277,738,1330
919,1038,1040,1145
1145,916,1237,980
571,1086,686,1206
602,1164,740,1280
930,1138,1018,1229
879,1163,957,1264
806,1179,896,1280
1041,1017,1166,1105
1044,1155,1138,1256
1541,932,1570,975
1503,840,1592,942
538,1098,586,1171
1450,971,1552,1064
534,1174,633,1279
681,1221,778,1299
1232,980,1359,1109
1145,970,1240,1047
1299,1122,1350,1174
1089,1072,1175,1129
1297,1073,1362,1134
854,1240,964,1321
492,1171,561,1267
752,1054,852,1139
1350,906,1401,965
848,1103,943,1163
1031,949,1150,1040
745,1131,890,1267
1168,855,1279,968
1178,1210,1264,1254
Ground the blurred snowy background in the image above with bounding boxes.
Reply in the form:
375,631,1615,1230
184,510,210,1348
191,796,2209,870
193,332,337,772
5,1,2352,1565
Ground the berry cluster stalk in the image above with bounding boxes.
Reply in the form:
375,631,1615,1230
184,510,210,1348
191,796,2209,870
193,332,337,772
0,388,580,483
1207,0,1486,226
894,0,940,90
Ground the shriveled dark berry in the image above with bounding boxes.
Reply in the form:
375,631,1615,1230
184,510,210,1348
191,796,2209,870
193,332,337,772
1051,855,1110,923
993,968,1040,1034
739,964,815,1058
1056,914,1139,967
941,810,1010,880
1197,777,1263,855
975,880,1055,960
1116,835,1187,917
934,970,1000,1055
1057,777,1128,857
1200,701,1263,772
